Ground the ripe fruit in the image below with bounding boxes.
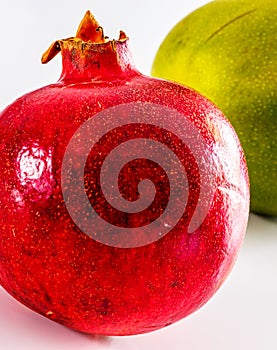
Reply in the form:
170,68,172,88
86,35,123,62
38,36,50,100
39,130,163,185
0,11,249,335
152,0,277,216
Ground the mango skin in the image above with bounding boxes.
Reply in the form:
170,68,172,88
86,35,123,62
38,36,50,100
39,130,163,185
152,0,277,216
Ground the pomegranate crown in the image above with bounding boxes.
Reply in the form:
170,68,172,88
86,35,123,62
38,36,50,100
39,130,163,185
41,10,128,64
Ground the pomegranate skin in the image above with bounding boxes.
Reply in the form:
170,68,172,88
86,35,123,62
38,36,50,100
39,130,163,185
0,12,249,336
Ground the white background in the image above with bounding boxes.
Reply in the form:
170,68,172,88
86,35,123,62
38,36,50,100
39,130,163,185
0,1,276,349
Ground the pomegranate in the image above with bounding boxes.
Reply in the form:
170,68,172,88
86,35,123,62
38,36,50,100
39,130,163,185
0,11,249,335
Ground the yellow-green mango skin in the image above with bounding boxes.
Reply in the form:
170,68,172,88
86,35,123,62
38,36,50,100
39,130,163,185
152,0,277,216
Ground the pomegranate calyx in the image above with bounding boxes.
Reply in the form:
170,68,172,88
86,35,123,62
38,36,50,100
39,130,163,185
41,10,128,64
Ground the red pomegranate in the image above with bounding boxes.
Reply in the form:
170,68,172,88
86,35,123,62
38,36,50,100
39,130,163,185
0,11,249,335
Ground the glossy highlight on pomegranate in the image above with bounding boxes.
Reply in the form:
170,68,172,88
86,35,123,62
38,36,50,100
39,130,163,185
0,11,249,335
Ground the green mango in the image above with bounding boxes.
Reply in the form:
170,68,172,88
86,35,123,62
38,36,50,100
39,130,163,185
152,0,277,216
